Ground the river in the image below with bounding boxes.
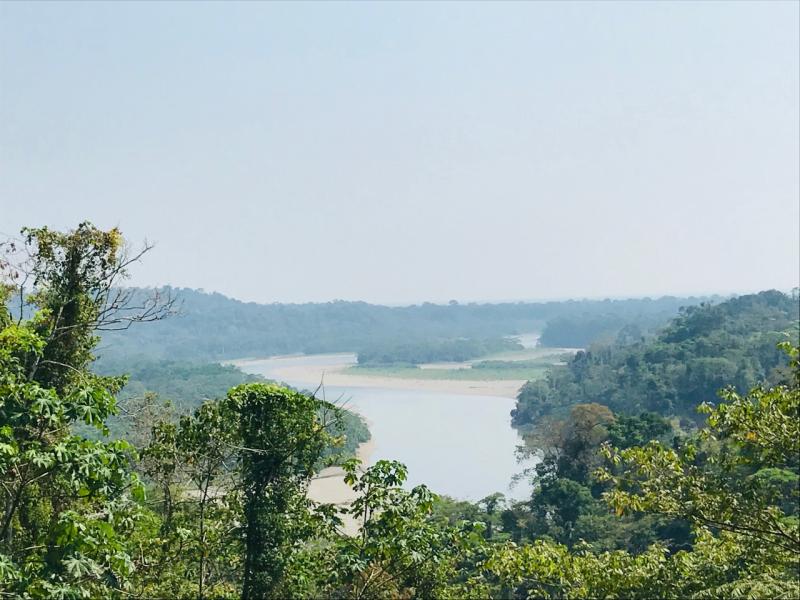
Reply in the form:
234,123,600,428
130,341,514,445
234,353,533,501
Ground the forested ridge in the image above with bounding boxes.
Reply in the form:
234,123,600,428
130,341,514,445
513,290,799,427
0,223,797,599
97,286,709,362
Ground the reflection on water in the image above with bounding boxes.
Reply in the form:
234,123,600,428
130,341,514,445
235,353,533,501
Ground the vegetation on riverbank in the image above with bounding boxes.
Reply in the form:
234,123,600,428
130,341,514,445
513,290,799,427
94,287,709,363
89,356,371,459
1,224,797,598
346,363,548,382
356,336,524,366
348,347,574,382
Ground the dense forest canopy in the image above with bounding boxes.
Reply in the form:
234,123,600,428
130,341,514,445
495,289,799,575
94,357,263,413
513,290,799,427
356,336,523,366
90,356,370,461
95,287,711,362
538,312,670,348
0,223,797,599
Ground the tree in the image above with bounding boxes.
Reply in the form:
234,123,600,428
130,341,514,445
471,348,799,598
316,459,485,600
599,344,799,553
592,343,800,595
134,398,241,599
0,280,144,597
478,493,506,540
513,291,799,427
0,223,171,597
173,401,239,599
8,223,175,394
606,411,671,450
226,383,336,600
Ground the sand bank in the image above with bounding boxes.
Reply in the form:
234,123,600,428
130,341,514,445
307,438,375,535
270,362,525,399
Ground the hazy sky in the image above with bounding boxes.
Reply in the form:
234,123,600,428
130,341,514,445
1,1,798,304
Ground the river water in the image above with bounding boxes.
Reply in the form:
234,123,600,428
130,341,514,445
235,353,533,501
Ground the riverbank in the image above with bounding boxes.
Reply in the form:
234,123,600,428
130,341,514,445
307,437,375,535
246,356,526,399
233,352,537,501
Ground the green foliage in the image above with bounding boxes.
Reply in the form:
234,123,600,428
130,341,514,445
514,291,799,426
507,403,682,554
598,350,800,555
227,383,337,600
607,411,672,449
96,287,709,363
356,337,523,366
325,407,371,462
469,347,800,598
537,297,718,348
348,352,568,382
93,356,370,462
3,224,798,599
539,316,640,349
471,357,567,370
473,528,799,599
0,226,145,598
95,357,263,414
134,399,241,599
21,223,125,393
132,383,345,599
295,459,488,600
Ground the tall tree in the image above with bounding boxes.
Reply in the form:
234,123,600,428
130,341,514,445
0,223,173,596
9,222,174,392
0,260,144,597
226,383,335,599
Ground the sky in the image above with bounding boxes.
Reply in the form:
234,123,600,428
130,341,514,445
1,1,798,305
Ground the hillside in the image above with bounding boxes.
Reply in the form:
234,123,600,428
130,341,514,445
97,287,710,362
513,290,800,427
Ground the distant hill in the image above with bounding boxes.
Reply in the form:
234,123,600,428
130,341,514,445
513,289,800,426
96,287,711,363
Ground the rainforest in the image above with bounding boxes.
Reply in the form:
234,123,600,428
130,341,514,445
2,3,798,598
0,223,797,599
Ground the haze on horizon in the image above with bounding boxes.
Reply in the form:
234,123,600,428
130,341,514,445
1,1,798,305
